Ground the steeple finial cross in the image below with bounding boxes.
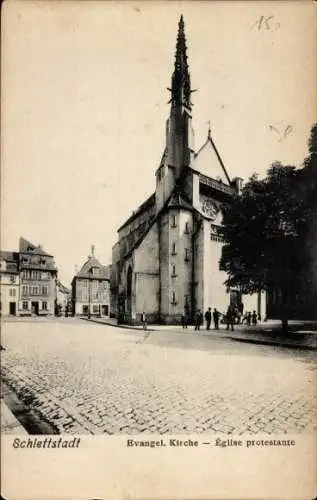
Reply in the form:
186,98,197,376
91,244,95,257
207,121,211,139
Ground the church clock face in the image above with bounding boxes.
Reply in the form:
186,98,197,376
201,200,219,220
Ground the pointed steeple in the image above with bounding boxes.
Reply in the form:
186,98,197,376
168,15,193,110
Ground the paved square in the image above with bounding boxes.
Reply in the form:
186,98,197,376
1,319,316,434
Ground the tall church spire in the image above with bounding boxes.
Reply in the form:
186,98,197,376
169,15,192,110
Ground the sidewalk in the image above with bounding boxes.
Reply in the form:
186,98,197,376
82,317,317,349
1,400,27,435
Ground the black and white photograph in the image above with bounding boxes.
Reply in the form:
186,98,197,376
1,1,316,498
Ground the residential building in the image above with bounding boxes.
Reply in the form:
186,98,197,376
0,252,20,316
111,16,264,325
72,246,111,317
19,237,57,316
0,237,57,316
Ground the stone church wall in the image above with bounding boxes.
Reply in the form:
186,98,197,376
203,219,229,315
134,222,159,323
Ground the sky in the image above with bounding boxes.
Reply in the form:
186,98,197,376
2,1,316,287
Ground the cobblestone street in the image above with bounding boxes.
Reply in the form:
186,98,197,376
1,319,316,435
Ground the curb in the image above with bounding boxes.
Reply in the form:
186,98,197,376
80,317,156,331
82,318,317,349
227,336,317,350
1,400,28,435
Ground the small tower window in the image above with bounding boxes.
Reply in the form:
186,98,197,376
171,243,177,255
184,248,190,262
171,265,177,277
171,214,177,228
171,291,177,305
185,222,189,234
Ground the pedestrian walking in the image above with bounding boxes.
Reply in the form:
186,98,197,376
246,311,252,326
213,308,220,329
141,311,147,330
181,311,188,329
226,305,235,331
205,307,212,330
252,310,257,326
195,309,202,331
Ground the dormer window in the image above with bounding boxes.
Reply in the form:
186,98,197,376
91,267,99,276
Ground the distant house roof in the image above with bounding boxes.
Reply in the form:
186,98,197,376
19,237,53,257
0,250,19,274
118,193,156,232
56,280,71,295
74,256,111,280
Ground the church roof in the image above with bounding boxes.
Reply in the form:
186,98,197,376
122,188,195,261
194,128,231,185
19,237,53,257
167,190,194,211
75,255,111,280
118,193,156,232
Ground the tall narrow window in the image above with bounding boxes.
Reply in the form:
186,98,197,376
185,221,189,234
171,243,176,255
171,292,177,305
171,214,177,228
184,248,189,262
171,265,177,277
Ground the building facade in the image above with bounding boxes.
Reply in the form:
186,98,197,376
55,280,71,316
0,237,57,316
72,247,111,317
0,252,20,316
111,16,264,325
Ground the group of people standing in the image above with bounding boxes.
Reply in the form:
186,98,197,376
181,307,221,330
140,306,261,331
181,305,261,332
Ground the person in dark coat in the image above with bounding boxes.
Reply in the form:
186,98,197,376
205,307,212,330
141,311,147,330
213,308,220,329
252,310,257,326
181,311,188,329
195,309,202,331
246,311,252,326
226,305,235,331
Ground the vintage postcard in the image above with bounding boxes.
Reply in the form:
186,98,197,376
1,1,316,499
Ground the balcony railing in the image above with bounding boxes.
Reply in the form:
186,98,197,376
199,174,235,196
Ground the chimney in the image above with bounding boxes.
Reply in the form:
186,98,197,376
231,177,243,195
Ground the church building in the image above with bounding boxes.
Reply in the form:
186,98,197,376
111,16,262,325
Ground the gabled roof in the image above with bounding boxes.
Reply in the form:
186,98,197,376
19,237,53,257
167,190,194,211
75,256,110,280
194,129,231,185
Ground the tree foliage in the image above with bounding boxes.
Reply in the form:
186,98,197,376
220,163,304,297
220,123,317,321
